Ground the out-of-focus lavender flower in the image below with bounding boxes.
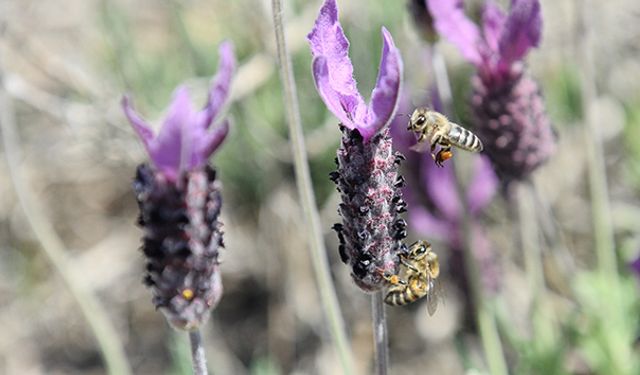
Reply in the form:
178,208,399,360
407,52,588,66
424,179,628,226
631,255,640,280
427,0,556,185
391,94,501,294
125,42,235,330
308,0,405,291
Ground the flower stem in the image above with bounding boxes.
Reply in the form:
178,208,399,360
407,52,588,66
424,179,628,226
270,1,354,373
371,291,389,375
189,330,209,375
577,4,631,372
431,43,508,375
578,0,617,281
516,181,556,348
0,62,132,374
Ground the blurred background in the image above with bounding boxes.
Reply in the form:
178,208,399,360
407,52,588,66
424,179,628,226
0,0,639,374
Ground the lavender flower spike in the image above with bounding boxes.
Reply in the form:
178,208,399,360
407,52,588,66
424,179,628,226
428,0,555,184
308,0,406,291
125,41,235,330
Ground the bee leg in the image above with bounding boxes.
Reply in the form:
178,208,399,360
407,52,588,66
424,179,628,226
381,271,407,286
435,147,453,167
429,135,443,162
429,135,441,152
399,258,421,274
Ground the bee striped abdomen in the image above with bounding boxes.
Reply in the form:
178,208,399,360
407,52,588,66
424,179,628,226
448,124,483,152
384,277,427,306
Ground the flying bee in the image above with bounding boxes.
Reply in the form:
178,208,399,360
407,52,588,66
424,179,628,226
382,240,442,315
408,107,483,167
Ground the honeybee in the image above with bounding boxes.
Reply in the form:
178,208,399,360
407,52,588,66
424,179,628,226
383,240,442,315
408,107,483,167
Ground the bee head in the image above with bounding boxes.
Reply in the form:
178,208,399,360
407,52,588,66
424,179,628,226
408,108,428,131
408,240,431,259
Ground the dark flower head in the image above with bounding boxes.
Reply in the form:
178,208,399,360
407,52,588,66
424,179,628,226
134,165,224,330
427,0,554,184
126,42,235,329
308,0,406,291
124,41,235,181
308,0,402,142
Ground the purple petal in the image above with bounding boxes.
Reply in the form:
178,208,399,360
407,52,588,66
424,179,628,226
427,0,483,65
467,155,498,215
482,1,506,53
308,0,366,129
409,205,453,242
364,27,403,141
630,255,640,279
148,86,195,179
195,119,230,167
498,0,541,66
200,41,236,129
311,58,359,128
422,158,461,220
122,95,155,149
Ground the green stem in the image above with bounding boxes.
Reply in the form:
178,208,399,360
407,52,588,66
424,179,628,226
579,0,617,281
189,330,209,375
431,43,509,375
578,4,631,373
270,1,354,373
0,63,132,375
516,182,556,348
371,291,389,375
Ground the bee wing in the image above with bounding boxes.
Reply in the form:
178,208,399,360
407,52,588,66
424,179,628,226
425,278,444,316
409,141,431,153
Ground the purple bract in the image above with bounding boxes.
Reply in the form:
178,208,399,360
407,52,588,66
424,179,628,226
307,0,403,142
427,0,541,79
123,42,235,181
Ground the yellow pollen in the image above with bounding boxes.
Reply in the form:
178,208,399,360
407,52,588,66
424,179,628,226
182,288,194,300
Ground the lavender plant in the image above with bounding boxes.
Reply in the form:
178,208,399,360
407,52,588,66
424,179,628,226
307,0,405,292
124,42,235,331
427,0,556,186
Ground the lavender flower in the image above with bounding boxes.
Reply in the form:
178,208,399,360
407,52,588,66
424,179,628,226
631,255,640,280
125,42,235,330
427,0,556,184
308,0,405,291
